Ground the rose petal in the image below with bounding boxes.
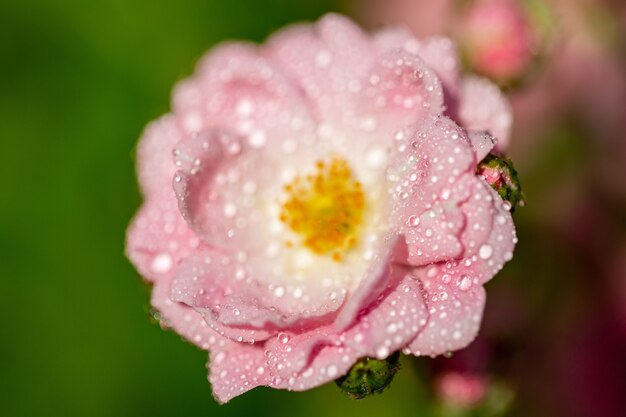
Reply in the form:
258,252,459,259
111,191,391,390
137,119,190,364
207,338,272,403
135,114,183,197
387,116,476,266
150,279,216,350
174,42,316,149
126,192,199,283
265,14,376,124
406,184,516,356
468,131,496,161
406,270,486,356
343,271,429,358
458,76,512,152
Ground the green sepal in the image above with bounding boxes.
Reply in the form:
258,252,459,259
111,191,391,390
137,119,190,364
335,352,401,399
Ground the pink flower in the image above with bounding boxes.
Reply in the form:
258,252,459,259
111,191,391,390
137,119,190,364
435,371,488,407
461,0,534,81
126,14,517,403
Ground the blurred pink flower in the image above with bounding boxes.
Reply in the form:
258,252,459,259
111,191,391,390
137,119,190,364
354,0,541,82
126,14,517,403
435,371,488,406
461,0,534,81
508,0,626,165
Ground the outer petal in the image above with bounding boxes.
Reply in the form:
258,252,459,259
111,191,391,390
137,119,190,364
169,247,282,342
342,271,429,359
406,183,516,356
169,245,353,339
135,114,184,197
374,29,460,95
468,131,496,161
264,14,376,123
150,279,216,350
358,51,444,133
387,116,476,266
126,192,199,283
171,128,258,251
458,76,512,152
207,338,273,403
173,42,316,150
406,271,486,356
263,269,428,382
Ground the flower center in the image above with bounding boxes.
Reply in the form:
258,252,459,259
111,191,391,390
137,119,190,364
279,157,366,261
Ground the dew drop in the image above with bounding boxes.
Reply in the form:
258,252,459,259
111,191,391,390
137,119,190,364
458,275,472,291
478,244,493,259
407,215,420,227
274,286,285,297
248,130,267,148
223,202,237,218
376,345,390,359
150,253,173,274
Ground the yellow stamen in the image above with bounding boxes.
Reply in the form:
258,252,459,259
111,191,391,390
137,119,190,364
279,156,365,260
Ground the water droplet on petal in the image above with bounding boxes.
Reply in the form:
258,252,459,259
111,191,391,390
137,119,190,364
479,244,493,259
407,215,420,227
458,275,472,291
150,253,173,274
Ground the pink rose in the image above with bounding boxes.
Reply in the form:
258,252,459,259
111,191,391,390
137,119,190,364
461,0,534,81
126,14,517,403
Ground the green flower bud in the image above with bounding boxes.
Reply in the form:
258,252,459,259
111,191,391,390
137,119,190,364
477,154,524,212
335,352,401,399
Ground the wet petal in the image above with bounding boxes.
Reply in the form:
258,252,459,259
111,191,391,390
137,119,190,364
126,192,199,283
406,270,486,356
135,115,183,197
174,42,316,149
207,338,272,403
458,76,512,152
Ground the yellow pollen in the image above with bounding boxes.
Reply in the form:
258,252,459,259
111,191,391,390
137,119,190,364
279,156,365,260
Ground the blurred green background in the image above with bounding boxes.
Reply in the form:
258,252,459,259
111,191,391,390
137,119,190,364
2,0,625,416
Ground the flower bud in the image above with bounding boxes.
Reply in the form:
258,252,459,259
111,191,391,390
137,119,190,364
460,0,534,82
335,352,401,399
435,371,488,407
478,154,524,212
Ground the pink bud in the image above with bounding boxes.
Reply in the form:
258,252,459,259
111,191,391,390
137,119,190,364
461,0,534,81
435,371,488,407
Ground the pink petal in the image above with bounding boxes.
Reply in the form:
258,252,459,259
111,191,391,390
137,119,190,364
150,279,217,350
126,192,199,283
387,116,476,266
285,344,360,392
169,247,351,339
135,115,183,197
406,269,486,356
263,327,340,379
263,269,428,384
207,338,272,403
173,42,316,149
459,178,499,258
406,183,516,356
342,270,429,359
171,128,255,251
374,29,460,96
169,247,279,342
458,76,512,152
468,131,496,162
264,14,376,123
359,51,444,133
333,235,401,329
